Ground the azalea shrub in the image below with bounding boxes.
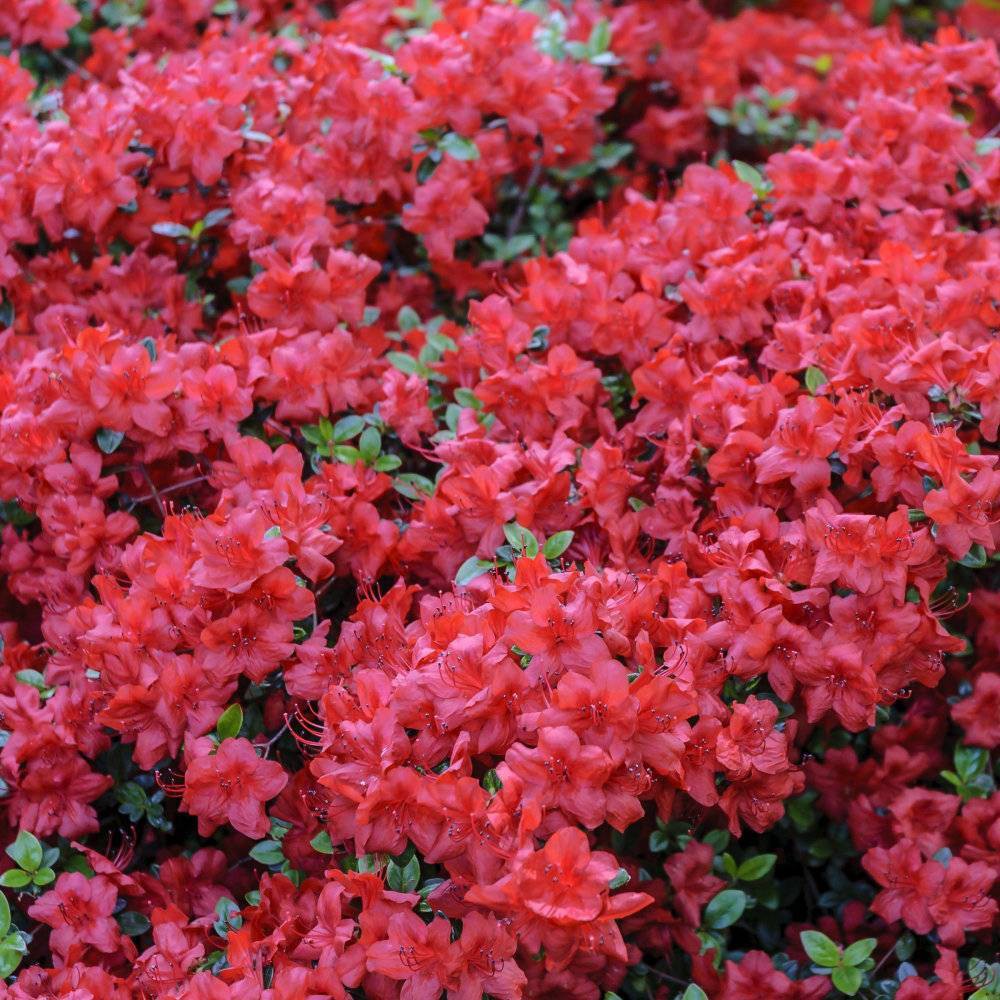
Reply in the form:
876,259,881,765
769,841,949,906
1,0,1000,997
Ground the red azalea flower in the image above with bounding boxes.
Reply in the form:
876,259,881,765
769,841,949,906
181,737,288,838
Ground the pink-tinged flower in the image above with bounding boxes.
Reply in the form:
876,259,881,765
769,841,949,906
29,873,120,959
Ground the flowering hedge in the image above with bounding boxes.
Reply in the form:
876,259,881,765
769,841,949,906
0,0,999,997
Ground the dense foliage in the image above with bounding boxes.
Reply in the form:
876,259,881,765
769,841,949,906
0,0,999,997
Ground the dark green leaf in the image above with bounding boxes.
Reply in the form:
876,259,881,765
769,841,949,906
96,428,125,454
310,831,334,854
118,911,152,936
955,745,989,782
249,841,284,866
704,889,747,929
608,868,630,890
959,543,988,568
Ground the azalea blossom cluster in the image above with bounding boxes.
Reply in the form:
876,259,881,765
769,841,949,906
0,0,999,998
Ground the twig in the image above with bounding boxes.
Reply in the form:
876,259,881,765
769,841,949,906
127,474,209,509
136,464,166,518
506,155,544,239
260,722,290,759
869,945,895,980
51,50,94,82
644,966,693,987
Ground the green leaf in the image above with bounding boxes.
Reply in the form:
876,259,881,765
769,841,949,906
387,855,421,892
483,232,536,262
542,530,574,560
831,965,863,996
455,556,492,586
327,446,359,467
438,132,480,161
248,841,284,866
96,428,125,454
140,337,157,361
736,854,776,881
649,829,670,852
115,781,148,822
118,910,152,936
213,897,242,936
682,987,709,1000
731,160,771,198
894,932,915,962
813,53,833,75
0,870,30,888
358,427,382,464
704,889,747,929
702,828,730,852
263,525,282,539
373,454,402,472
453,388,481,410
804,366,828,393
800,929,841,967
608,868,630,890
202,208,232,230
215,704,243,742
588,17,611,54
31,867,54,886
0,942,22,978
0,893,9,938
332,415,365,442
14,670,52,697
387,351,419,375
959,543,988,569
151,222,191,239
955,745,990,783
503,522,539,558
482,769,502,794
310,831,334,854
6,830,42,873
396,306,421,331
842,938,878,967
394,473,434,499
